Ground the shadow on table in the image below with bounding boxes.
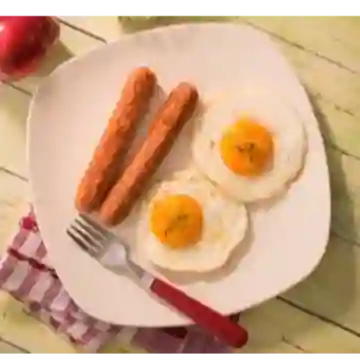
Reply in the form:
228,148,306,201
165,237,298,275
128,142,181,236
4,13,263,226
10,41,73,91
241,90,358,353
35,41,73,78
308,89,358,241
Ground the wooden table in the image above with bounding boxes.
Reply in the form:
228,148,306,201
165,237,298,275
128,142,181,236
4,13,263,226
0,16,360,353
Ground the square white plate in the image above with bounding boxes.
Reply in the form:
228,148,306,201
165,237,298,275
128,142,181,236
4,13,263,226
27,23,331,326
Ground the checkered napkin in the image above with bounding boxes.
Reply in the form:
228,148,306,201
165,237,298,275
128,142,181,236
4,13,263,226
0,211,242,353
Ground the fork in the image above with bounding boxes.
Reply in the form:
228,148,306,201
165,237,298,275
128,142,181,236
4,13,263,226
66,214,249,348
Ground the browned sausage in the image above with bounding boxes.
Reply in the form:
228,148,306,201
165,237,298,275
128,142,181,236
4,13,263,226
75,67,157,213
99,82,199,226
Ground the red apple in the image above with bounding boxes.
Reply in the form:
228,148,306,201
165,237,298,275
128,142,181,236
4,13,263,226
0,16,60,81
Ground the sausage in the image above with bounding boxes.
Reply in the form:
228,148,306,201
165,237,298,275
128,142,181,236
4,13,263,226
75,67,157,213
99,82,199,226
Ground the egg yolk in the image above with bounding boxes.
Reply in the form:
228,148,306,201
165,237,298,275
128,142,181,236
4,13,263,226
150,194,203,248
219,118,274,177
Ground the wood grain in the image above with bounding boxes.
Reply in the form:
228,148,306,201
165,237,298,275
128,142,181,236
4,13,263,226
242,17,360,75
62,13,360,73
282,234,360,338
265,34,360,146
327,148,360,244
59,17,120,41
0,172,29,254
0,291,77,353
0,85,29,178
243,297,360,353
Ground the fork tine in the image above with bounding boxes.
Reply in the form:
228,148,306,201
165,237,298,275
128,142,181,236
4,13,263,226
71,220,103,250
68,223,103,255
80,214,110,237
66,227,99,257
75,217,108,246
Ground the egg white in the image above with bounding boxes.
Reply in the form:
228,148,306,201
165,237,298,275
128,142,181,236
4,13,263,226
191,85,307,203
133,169,248,272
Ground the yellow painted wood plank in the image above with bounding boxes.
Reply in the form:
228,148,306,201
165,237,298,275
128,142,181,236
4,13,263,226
0,172,29,254
59,16,232,38
0,339,30,356
0,85,29,178
315,97,360,159
0,293,305,354
241,297,360,353
61,17,360,76
284,234,360,338
0,292,77,353
242,17,360,74
270,36,360,126
60,17,122,41
327,148,360,243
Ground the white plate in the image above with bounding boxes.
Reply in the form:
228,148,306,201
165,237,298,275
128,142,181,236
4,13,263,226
27,23,331,327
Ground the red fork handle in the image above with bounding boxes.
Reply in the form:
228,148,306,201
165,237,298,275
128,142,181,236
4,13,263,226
149,278,248,348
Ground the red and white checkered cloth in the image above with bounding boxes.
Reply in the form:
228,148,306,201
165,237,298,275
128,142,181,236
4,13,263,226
0,211,242,353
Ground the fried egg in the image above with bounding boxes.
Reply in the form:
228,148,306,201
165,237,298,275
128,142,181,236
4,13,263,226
134,169,248,272
192,85,307,202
